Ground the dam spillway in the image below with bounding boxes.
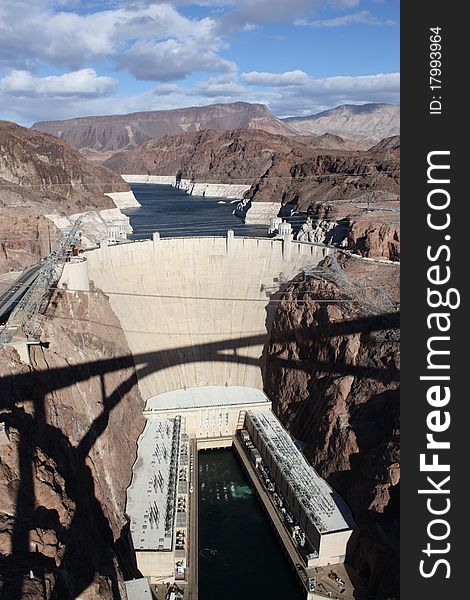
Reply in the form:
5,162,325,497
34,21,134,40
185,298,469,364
86,234,331,400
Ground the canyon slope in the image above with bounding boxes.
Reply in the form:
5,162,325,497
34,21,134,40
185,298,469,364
243,134,400,260
103,128,347,181
265,253,400,599
32,102,296,154
283,103,400,146
0,120,131,272
0,288,144,598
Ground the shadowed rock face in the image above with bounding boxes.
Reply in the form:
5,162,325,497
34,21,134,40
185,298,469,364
32,102,296,153
265,254,400,600
0,245,399,599
242,136,400,260
241,136,399,207
0,289,144,599
0,120,130,272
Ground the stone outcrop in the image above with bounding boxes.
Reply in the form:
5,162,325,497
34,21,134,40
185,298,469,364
32,102,296,153
0,120,133,272
0,121,129,206
283,103,400,147
244,141,400,209
347,219,400,262
0,287,144,598
264,254,400,599
296,217,344,245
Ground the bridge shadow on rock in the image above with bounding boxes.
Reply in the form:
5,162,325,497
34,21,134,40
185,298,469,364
0,320,398,599
0,335,263,600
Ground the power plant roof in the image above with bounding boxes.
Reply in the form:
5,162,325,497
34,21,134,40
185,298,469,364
127,417,181,551
247,411,354,534
145,385,270,412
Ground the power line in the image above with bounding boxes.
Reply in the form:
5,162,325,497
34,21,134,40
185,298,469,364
0,167,400,189
2,281,391,304
0,212,400,239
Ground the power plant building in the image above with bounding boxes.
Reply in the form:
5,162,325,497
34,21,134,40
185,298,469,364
244,410,355,566
126,386,355,585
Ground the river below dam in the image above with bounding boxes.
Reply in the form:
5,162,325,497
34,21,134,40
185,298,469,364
124,183,268,239
198,449,304,600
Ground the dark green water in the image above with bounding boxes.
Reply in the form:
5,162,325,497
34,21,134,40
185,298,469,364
198,449,304,600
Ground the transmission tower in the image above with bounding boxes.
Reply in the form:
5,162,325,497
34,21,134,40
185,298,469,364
0,217,83,343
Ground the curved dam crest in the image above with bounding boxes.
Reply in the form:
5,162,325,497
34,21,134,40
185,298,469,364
86,235,332,400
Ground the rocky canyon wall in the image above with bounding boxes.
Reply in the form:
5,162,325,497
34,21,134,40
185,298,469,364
0,287,144,599
0,120,136,273
265,254,400,599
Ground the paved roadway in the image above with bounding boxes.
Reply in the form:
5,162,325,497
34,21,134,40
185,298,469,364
0,264,41,324
186,439,198,600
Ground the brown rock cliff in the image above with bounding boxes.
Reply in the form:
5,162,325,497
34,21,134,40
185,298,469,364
0,120,130,272
0,287,144,598
264,254,400,599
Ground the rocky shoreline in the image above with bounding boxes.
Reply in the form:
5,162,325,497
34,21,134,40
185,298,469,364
121,174,251,200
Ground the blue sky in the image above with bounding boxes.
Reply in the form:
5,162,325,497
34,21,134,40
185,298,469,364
0,0,399,125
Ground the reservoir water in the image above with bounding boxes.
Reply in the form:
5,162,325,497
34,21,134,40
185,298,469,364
126,184,302,598
125,183,269,239
198,449,304,600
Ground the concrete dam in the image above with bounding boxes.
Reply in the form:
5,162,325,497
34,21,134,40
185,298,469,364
79,233,357,599
85,233,331,400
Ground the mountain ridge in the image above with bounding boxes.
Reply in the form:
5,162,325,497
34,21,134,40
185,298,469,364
282,103,400,144
32,102,297,153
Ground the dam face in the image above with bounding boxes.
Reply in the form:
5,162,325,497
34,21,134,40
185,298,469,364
86,235,330,399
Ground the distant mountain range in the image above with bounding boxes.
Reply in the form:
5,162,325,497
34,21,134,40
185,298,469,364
32,102,296,153
283,103,400,144
32,102,400,154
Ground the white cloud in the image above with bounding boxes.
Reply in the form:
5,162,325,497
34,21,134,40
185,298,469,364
195,71,400,117
0,2,399,125
117,38,236,81
0,68,117,98
0,67,399,125
266,72,400,116
0,1,228,81
241,70,312,86
296,10,397,27
218,0,313,30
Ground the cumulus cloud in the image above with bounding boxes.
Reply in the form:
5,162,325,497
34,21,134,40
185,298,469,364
0,0,226,81
216,0,314,30
265,72,400,116
0,70,399,125
117,39,236,81
0,68,117,98
216,70,400,116
0,1,399,125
